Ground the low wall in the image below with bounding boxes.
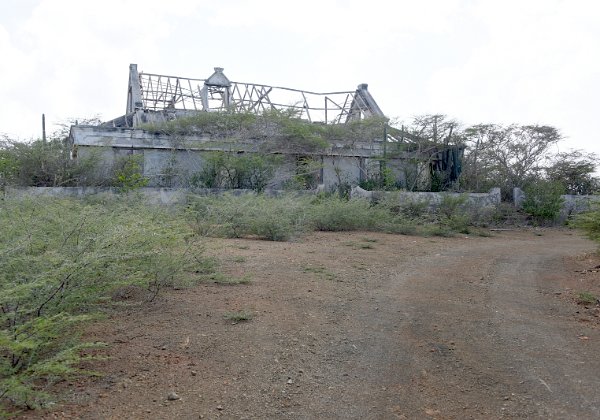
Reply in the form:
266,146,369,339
513,187,600,221
4,186,503,214
561,194,600,219
2,186,313,205
3,187,189,205
350,186,501,210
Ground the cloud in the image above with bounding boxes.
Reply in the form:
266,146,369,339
424,0,600,151
1,0,599,158
0,0,203,139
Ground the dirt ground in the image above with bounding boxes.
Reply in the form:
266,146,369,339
26,228,600,419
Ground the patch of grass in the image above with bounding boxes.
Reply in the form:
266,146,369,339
201,273,251,285
342,241,375,250
223,310,253,323
361,237,378,243
303,266,336,281
577,291,598,305
231,256,247,263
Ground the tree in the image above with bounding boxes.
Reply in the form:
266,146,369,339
461,124,562,198
546,150,598,195
460,124,499,192
0,118,104,188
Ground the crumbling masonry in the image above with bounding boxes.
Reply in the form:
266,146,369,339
69,64,460,190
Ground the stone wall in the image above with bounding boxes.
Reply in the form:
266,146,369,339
2,187,314,205
513,187,600,221
350,186,501,210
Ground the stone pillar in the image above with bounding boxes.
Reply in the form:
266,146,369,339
513,187,525,208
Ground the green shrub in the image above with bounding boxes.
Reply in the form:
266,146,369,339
522,180,564,224
308,197,386,231
573,204,600,243
0,197,208,410
187,194,309,241
142,110,387,154
0,138,103,188
577,291,598,305
186,193,483,242
190,152,281,192
112,155,149,192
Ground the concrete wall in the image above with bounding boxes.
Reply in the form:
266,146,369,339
2,187,315,205
513,187,600,221
70,125,421,190
3,186,189,205
351,186,501,211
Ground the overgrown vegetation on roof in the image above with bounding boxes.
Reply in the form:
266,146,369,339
140,110,389,153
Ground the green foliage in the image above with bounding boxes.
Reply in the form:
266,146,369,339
433,194,470,233
522,180,564,224
112,154,149,192
303,265,337,281
187,194,309,241
190,151,281,192
223,310,253,322
359,163,398,191
0,197,209,409
546,150,598,195
142,110,388,154
288,156,322,190
309,196,388,231
460,124,562,197
0,138,102,188
438,194,468,219
573,204,600,243
188,193,474,240
577,291,598,305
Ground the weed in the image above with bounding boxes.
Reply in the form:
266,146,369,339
189,151,281,192
361,237,378,243
577,291,598,305
303,266,336,281
200,273,251,285
223,310,253,323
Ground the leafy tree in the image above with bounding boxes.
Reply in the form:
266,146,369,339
0,118,104,188
461,124,562,197
546,150,598,195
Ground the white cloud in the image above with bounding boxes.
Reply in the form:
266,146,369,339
1,0,599,158
424,0,600,152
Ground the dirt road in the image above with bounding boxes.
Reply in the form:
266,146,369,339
41,229,600,419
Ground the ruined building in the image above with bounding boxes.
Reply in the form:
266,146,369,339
69,64,462,190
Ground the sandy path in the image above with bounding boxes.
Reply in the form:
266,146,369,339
30,229,600,419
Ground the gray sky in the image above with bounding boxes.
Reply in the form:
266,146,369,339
1,0,599,156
